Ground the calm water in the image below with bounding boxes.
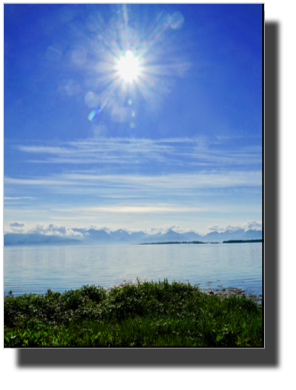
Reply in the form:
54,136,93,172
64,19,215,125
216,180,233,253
4,243,263,296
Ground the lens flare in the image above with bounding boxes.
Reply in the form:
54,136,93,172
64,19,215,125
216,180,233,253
88,106,101,122
117,50,140,83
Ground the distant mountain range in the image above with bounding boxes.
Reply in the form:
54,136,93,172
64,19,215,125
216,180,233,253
4,228,262,246
4,233,81,246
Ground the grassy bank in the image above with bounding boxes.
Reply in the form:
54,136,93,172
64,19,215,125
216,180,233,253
4,279,263,348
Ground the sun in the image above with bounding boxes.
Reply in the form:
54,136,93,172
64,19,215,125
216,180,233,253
85,6,189,123
117,50,140,84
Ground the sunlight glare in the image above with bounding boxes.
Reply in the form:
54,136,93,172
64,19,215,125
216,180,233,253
117,50,140,83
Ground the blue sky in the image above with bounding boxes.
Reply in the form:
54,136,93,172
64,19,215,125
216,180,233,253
4,4,263,236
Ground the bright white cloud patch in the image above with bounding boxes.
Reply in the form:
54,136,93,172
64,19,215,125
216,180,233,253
4,221,262,238
207,220,262,233
28,224,83,237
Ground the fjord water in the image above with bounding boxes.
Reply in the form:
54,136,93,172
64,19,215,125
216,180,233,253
4,243,262,297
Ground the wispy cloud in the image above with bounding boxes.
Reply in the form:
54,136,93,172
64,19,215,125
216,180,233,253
18,146,70,154
6,137,262,233
52,205,205,214
50,216,97,221
50,203,261,216
4,197,35,200
5,171,262,195
15,137,262,169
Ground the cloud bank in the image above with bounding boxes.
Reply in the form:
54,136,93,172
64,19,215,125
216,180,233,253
5,221,262,237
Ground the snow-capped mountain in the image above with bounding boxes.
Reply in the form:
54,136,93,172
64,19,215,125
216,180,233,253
4,227,262,246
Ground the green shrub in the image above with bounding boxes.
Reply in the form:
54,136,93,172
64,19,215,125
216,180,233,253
4,280,263,348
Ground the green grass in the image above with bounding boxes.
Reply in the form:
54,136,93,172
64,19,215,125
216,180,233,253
4,279,263,348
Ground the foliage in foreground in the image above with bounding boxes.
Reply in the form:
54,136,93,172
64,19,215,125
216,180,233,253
4,280,263,348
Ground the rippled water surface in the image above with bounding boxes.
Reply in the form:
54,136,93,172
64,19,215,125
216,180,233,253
4,243,262,296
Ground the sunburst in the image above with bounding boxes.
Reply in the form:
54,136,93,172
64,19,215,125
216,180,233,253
116,50,140,84
82,6,189,126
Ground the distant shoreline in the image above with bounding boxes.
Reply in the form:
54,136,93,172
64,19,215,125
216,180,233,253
222,239,262,244
4,237,263,247
139,239,262,245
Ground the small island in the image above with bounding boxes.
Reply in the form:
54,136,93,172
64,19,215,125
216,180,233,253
139,241,207,245
222,239,263,244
